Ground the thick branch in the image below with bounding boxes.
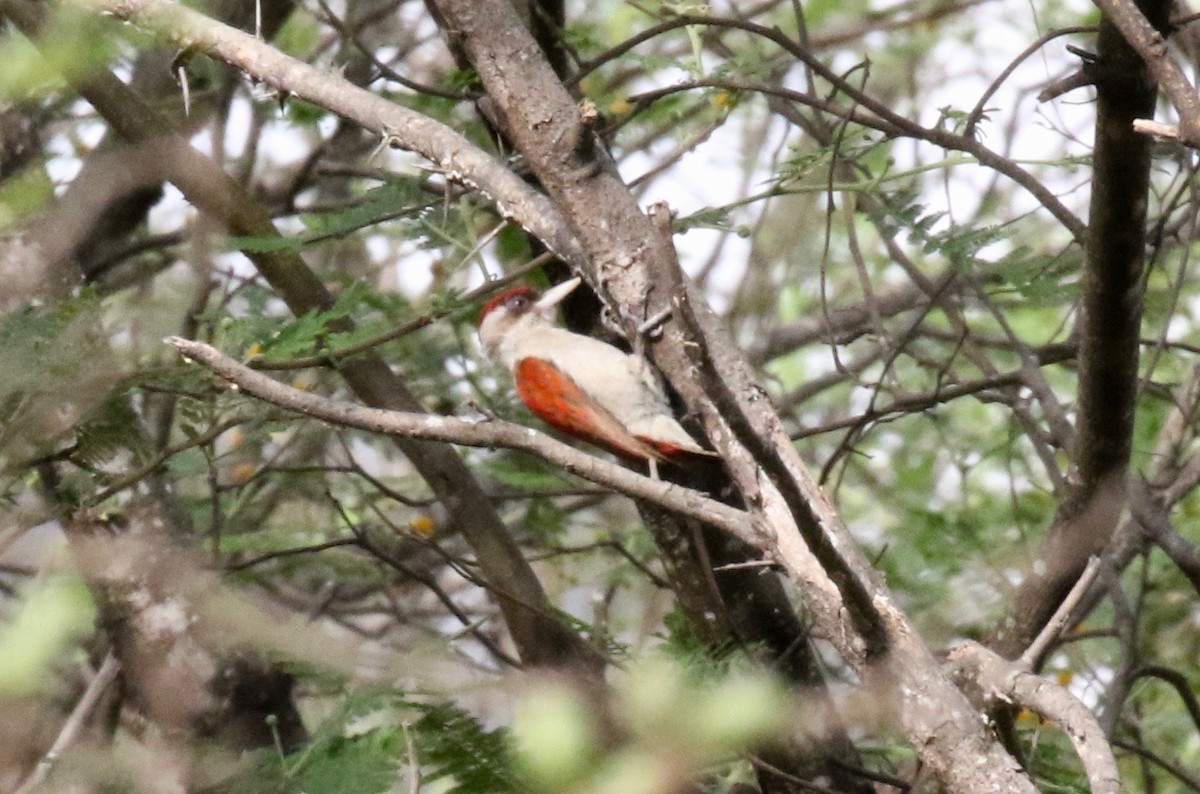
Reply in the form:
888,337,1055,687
429,0,876,667
992,0,1167,659
1075,2,1164,492
428,2,1041,791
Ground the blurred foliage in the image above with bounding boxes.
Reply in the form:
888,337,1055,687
225,692,516,794
513,657,787,794
0,575,96,696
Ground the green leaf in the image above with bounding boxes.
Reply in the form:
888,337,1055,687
227,692,517,794
0,576,97,696
74,390,148,468
0,8,121,101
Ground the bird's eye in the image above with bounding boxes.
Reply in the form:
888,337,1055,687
507,294,530,310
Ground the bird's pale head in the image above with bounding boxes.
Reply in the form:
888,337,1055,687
476,277,581,361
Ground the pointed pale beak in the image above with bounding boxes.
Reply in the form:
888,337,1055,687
535,277,582,317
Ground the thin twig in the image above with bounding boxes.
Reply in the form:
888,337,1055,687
13,653,121,794
1019,556,1103,670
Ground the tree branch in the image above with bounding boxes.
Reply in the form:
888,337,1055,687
1094,0,1200,146
992,0,1168,659
1130,477,1200,596
13,653,121,794
167,336,760,546
949,640,1120,794
64,0,590,270
427,2,1043,791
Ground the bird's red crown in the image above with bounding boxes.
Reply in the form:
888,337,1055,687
477,286,537,326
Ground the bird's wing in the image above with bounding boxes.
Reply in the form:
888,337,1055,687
514,357,664,462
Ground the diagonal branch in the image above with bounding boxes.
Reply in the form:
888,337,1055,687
64,0,590,270
167,337,760,544
427,2,1042,791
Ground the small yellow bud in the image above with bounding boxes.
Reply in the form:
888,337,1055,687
409,513,437,537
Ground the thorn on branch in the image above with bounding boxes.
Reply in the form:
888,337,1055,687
370,123,405,162
1065,43,1099,63
637,307,673,338
170,49,195,115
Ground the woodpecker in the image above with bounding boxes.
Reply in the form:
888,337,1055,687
477,277,715,464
